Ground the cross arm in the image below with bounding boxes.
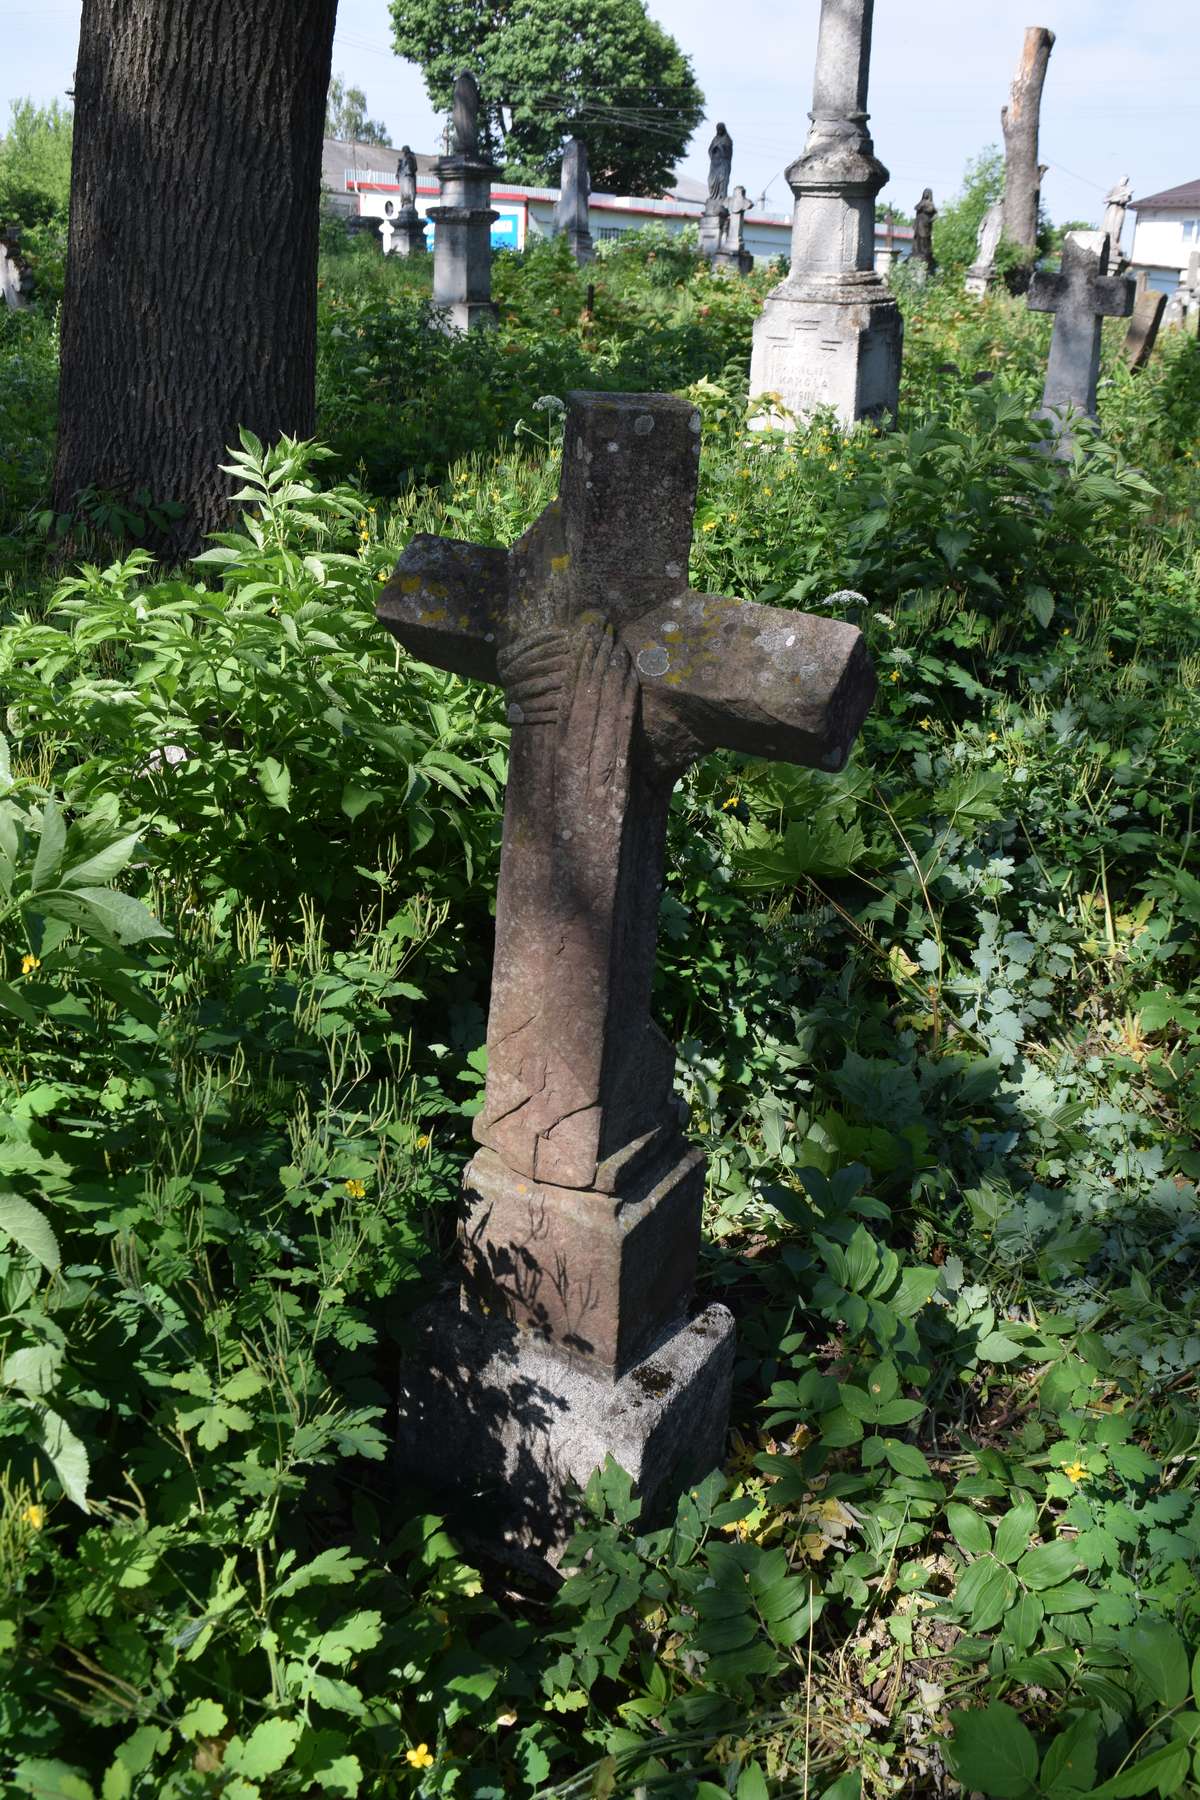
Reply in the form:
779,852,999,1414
376,535,508,682
626,592,875,770
1095,275,1135,319
1027,272,1065,314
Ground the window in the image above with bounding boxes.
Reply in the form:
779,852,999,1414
597,226,628,242
1183,219,1199,243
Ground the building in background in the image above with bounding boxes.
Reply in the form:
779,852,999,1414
322,138,912,270
1127,179,1200,293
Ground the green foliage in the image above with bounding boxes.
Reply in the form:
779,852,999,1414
933,145,1005,274
324,74,390,147
2,202,1200,1799
387,0,704,191
0,99,73,227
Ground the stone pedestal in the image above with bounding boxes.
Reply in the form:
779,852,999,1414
396,1296,735,1566
428,153,499,333
749,0,902,430
714,244,754,278
556,137,594,266
393,210,427,257
699,205,723,263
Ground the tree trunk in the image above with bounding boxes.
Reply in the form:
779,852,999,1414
1001,25,1055,266
53,0,338,558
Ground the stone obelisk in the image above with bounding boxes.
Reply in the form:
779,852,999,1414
749,0,902,430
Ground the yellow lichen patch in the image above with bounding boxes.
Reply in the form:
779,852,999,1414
400,574,421,594
550,554,570,574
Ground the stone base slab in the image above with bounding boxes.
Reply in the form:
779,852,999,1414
461,1143,704,1376
749,283,903,430
395,1297,736,1565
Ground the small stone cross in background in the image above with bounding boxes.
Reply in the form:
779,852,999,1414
380,391,875,1557
1028,229,1133,449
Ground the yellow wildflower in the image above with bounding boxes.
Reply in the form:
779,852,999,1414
377,570,389,581
416,1134,431,1150
988,731,999,742
721,794,741,811
889,669,900,683
22,1503,45,1531
344,1178,366,1199
918,717,932,731
1062,1460,1087,1484
21,954,40,974
702,519,717,533
406,1744,434,1769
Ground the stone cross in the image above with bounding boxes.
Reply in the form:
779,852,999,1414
1028,229,1133,444
382,393,873,1546
378,215,395,255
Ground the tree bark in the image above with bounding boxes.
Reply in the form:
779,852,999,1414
1001,25,1055,266
53,0,338,557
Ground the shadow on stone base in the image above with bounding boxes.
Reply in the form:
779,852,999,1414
395,1297,735,1568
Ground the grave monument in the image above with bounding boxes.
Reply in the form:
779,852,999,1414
378,212,395,256
1124,271,1167,371
701,122,734,263
379,391,875,1559
1101,175,1133,263
429,72,499,331
0,223,35,310
1027,229,1133,452
748,0,902,430
556,136,594,266
965,200,1004,297
392,146,428,257
715,185,754,275
910,188,937,282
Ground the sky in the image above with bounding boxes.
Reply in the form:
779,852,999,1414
2,0,1196,228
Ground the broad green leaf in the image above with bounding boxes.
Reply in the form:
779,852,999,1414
976,1330,1026,1362
39,886,171,947
60,831,141,889
993,1498,1037,1565
311,1754,363,1797
255,757,292,810
341,784,381,821
37,1408,90,1510
946,1501,991,1556
3,1342,63,1397
315,1610,383,1667
948,1703,1038,1798
736,1765,770,1800
1039,1712,1099,1792
30,800,67,891
1016,1539,1079,1591
819,1778,861,1800
177,1698,228,1741
12,1759,95,1800
1124,1618,1189,1708
226,1718,302,1781
0,1191,60,1272
883,1438,930,1478
1090,1739,1193,1799
272,1544,364,1598
957,1557,1016,1632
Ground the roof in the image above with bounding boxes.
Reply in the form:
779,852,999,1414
1131,178,1200,211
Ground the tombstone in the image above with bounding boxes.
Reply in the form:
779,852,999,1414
701,122,734,262
556,136,594,266
910,188,937,283
379,391,875,1562
965,200,1004,297
1174,252,1200,337
0,223,35,310
1101,175,1133,263
1124,272,1167,370
428,72,499,331
714,185,754,275
378,215,395,255
392,145,428,257
748,0,902,431
1027,229,1133,452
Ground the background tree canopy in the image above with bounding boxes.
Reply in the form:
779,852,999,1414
0,98,72,225
325,73,390,146
388,0,704,193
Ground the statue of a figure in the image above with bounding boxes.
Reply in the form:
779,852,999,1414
397,144,418,209
912,187,937,269
451,70,480,158
707,123,733,205
1102,174,1133,257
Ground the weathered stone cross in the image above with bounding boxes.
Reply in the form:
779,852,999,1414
380,392,873,1416
1028,229,1133,444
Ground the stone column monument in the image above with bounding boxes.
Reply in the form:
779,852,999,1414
380,391,875,1561
1027,229,1133,452
714,186,754,275
392,145,428,257
748,0,902,430
428,73,499,332
556,136,594,265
